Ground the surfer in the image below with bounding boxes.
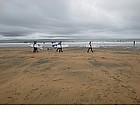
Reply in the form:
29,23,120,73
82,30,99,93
133,41,136,46
59,41,63,52
56,41,63,53
87,41,93,53
33,41,38,53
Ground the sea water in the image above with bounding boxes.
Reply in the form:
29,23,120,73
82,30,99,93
0,39,140,49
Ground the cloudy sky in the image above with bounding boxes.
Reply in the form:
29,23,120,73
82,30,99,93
0,0,140,39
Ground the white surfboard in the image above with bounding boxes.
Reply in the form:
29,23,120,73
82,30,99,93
52,42,69,48
85,44,99,48
55,44,69,48
62,44,69,48
29,43,43,49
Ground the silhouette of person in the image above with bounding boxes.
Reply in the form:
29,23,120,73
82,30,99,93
87,41,93,53
56,41,63,53
33,41,38,53
133,41,136,46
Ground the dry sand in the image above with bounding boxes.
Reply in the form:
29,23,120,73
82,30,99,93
0,47,140,104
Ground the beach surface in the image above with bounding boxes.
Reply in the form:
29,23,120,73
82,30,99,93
0,47,140,104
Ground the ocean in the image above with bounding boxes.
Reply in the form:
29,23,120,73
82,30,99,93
0,39,140,49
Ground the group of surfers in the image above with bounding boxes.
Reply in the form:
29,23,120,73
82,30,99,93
33,41,94,53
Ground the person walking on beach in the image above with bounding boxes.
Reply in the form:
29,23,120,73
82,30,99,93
133,41,136,46
56,41,63,53
33,41,38,53
87,41,93,53
56,43,59,52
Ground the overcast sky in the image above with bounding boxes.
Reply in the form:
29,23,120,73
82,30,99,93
0,0,140,39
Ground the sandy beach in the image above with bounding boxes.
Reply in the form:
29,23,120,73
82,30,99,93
0,46,140,104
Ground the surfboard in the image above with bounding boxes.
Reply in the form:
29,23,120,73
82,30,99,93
29,43,43,49
85,44,99,48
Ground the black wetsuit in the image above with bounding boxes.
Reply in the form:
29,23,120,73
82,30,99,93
87,42,93,53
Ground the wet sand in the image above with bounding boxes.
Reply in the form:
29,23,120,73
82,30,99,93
0,47,140,104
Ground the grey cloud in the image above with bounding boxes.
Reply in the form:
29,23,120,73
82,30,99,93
0,0,140,39
0,31,29,37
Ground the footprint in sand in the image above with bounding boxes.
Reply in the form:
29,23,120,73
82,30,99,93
8,97,15,104
136,99,140,103
8,97,13,99
30,88,39,93
15,92,21,95
52,79,63,82
80,94,85,97
24,95,29,100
